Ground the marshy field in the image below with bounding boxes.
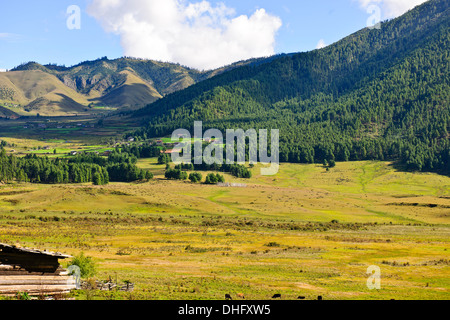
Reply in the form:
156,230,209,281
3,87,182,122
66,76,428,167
0,159,448,300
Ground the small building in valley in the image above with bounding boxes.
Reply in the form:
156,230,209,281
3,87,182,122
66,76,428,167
101,150,113,156
0,243,77,297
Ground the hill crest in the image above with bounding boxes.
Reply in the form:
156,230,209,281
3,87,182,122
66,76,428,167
0,56,266,117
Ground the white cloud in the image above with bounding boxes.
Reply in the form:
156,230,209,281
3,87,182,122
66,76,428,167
88,0,282,70
356,0,428,19
316,39,327,49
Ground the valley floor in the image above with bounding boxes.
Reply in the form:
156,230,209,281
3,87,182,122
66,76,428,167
0,161,449,300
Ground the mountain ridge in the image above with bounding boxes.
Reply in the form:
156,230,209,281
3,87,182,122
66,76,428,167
132,0,449,174
0,56,268,117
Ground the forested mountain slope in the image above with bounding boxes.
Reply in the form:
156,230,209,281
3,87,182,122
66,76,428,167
133,0,449,174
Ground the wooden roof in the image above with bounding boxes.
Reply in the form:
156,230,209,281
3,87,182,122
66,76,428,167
0,243,71,259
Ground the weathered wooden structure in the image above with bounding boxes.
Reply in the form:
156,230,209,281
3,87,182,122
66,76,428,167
81,279,134,292
0,243,77,297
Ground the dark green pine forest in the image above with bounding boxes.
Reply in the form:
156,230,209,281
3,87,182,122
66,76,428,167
0,146,153,185
133,0,449,174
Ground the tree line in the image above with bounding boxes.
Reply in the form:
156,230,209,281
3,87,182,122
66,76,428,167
0,146,152,185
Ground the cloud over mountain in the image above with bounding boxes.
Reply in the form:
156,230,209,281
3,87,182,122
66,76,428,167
88,0,282,70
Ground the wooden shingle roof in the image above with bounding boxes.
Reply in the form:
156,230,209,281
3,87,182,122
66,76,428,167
0,243,71,259
0,243,71,273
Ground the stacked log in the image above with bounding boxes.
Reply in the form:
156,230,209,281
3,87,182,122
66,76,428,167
0,265,77,296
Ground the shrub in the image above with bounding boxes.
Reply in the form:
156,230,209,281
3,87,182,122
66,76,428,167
216,174,225,183
189,172,202,183
145,171,153,180
175,163,194,171
68,252,96,278
205,173,225,184
328,159,336,168
16,292,31,300
158,154,171,164
165,169,188,180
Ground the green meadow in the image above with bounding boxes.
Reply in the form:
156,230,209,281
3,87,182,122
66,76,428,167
0,159,448,300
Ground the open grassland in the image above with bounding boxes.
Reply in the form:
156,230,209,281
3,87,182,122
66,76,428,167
0,161,448,300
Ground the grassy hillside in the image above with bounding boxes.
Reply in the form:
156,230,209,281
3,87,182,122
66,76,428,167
133,0,449,175
0,70,91,116
0,105,19,118
94,69,163,109
1,57,266,117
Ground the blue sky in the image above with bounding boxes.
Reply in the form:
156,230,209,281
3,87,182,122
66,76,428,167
0,0,426,70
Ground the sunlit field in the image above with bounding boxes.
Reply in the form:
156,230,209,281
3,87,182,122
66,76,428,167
0,160,448,300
